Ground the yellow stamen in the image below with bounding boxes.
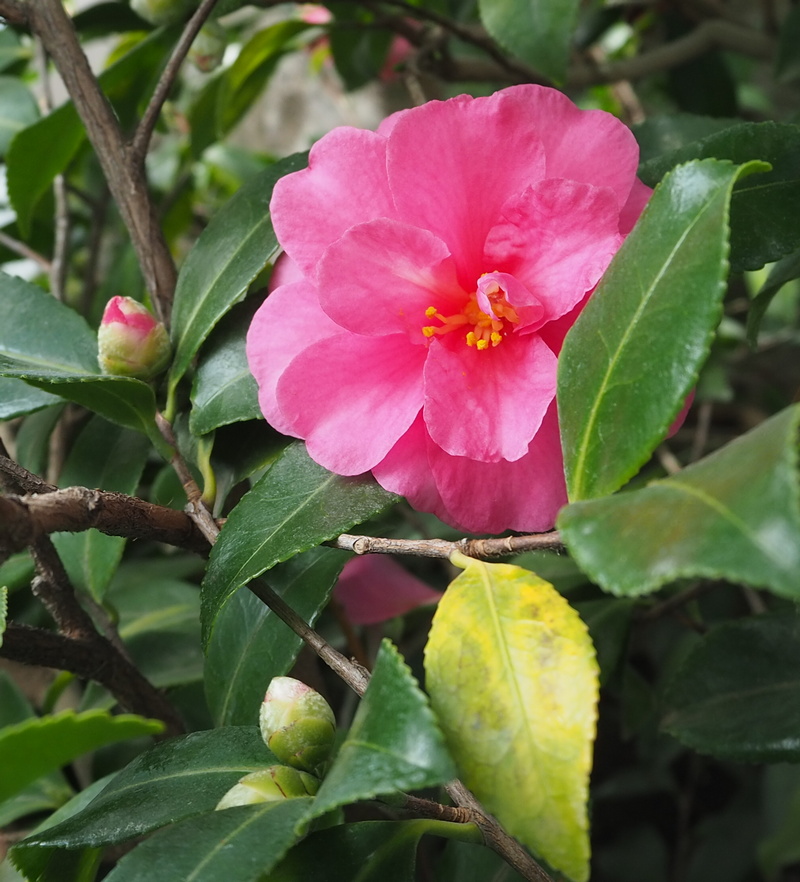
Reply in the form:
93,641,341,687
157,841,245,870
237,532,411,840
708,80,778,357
421,285,520,352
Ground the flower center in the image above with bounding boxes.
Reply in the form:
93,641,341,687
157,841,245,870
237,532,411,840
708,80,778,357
422,278,520,351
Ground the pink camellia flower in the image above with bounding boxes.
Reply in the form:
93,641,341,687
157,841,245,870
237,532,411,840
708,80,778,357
247,85,651,533
97,296,171,381
334,555,442,625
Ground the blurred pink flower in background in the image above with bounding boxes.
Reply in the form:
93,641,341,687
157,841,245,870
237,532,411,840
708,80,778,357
334,556,441,625
247,85,650,533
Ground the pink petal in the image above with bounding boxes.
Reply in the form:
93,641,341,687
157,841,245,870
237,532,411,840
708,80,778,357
372,413,444,514
484,179,622,324
521,84,641,208
429,403,567,533
333,555,441,625
386,90,546,287
317,218,464,340
619,177,653,234
423,332,557,463
271,128,396,282
246,280,342,436
276,333,426,475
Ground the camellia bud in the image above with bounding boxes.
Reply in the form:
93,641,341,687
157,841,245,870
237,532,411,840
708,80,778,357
130,0,195,26
259,677,336,776
188,21,227,73
97,296,171,381
215,766,320,810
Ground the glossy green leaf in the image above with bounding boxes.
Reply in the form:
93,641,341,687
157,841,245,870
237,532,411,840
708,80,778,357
0,378,60,420
0,711,163,804
559,405,800,598
633,114,738,165
103,799,312,882
6,29,175,235
436,838,527,882
52,418,149,602
662,615,800,762
425,556,599,882
638,122,800,272
18,728,276,849
14,406,64,476
189,307,260,435
269,819,478,882
310,640,455,819
205,547,346,726
478,0,579,82
201,442,396,646
329,7,393,92
747,247,800,345
559,158,762,502
168,152,308,397
0,76,39,157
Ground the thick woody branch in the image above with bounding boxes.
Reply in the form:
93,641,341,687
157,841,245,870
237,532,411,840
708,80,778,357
0,488,210,562
26,0,176,324
0,0,26,27
0,623,184,736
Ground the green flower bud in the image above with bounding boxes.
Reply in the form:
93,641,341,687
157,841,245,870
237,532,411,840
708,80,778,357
130,0,195,26
215,766,320,810
97,296,171,381
259,677,336,776
188,21,227,73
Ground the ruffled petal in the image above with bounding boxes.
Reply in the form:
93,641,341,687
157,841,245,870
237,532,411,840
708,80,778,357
317,218,464,340
333,555,441,625
423,332,557,463
246,280,342,435
429,402,567,533
387,90,546,286
372,413,443,514
484,179,622,323
520,84,641,208
271,128,396,282
276,333,426,475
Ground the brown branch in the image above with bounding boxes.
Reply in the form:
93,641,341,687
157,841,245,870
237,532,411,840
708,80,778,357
26,0,177,325
0,488,210,562
0,0,27,27
0,231,52,272
132,0,221,164
0,623,184,736
333,531,563,558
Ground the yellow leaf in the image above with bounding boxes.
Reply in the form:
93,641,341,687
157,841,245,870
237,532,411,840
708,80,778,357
424,554,599,881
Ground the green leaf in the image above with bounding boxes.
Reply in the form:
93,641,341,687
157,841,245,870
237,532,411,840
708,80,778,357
189,307,260,435
52,418,149,602
310,640,455,819
168,152,308,398
0,378,60,420
329,7,393,92
6,28,175,235
638,122,800,272
0,711,164,804
0,587,5,648
201,442,396,647
205,547,346,726
662,615,800,762
747,247,800,345
776,4,800,82
478,0,579,82
103,799,312,882
633,114,739,165
424,557,599,882
17,728,277,849
0,76,39,157
559,158,763,502
558,405,800,599
269,819,477,882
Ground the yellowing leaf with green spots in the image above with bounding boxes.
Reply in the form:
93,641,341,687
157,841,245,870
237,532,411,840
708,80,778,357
424,554,599,882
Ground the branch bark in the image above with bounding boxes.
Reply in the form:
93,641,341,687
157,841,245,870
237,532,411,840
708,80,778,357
26,0,177,324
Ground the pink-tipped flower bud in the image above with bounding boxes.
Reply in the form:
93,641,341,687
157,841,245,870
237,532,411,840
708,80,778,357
215,766,320,810
130,0,195,26
259,677,336,776
97,296,171,381
188,21,227,73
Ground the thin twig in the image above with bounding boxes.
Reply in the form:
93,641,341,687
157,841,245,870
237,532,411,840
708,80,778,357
27,0,177,325
131,0,221,164
0,231,52,272
333,531,563,559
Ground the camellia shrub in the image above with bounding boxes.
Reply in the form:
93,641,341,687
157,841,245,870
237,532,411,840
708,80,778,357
0,1,798,881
